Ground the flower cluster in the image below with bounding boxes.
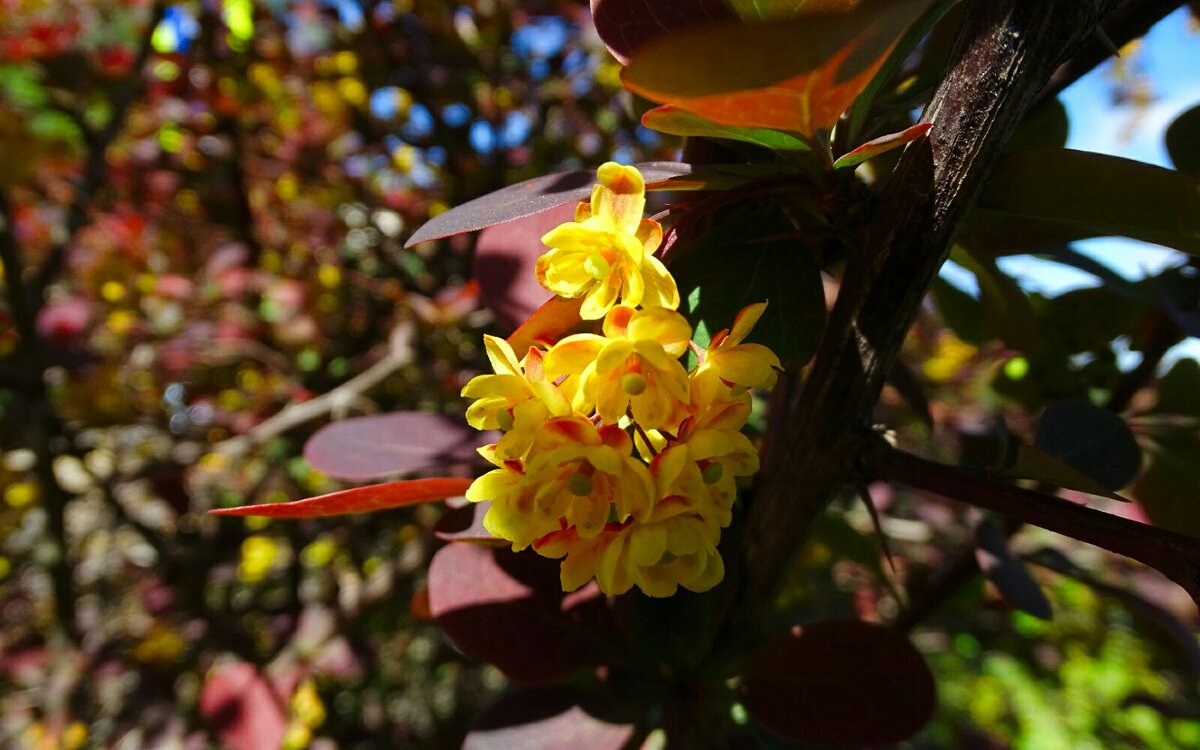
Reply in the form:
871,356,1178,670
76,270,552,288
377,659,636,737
462,163,780,597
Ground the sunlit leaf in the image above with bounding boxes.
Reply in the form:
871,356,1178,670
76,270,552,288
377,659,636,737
1034,399,1141,491
975,516,1053,620
833,121,931,169
671,206,825,365
590,0,732,65
507,294,587,353
466,687,636,750
740,619,936,745
642,105,812,151
621,0,927,137
975,149,1200,256
303,412,485,481
428,543,617,684
474,203,578,330
208,478,473,518
1165,104,1200,177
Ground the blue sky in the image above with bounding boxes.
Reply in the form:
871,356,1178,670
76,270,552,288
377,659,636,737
969,8,1200,365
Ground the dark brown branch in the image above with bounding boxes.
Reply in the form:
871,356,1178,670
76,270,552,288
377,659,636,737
740,0,1129,612
865,446,1200,611
1036,0,1185,106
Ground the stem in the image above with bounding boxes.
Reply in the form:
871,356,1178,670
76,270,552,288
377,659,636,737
740,0,1129,615
864,445,1200,611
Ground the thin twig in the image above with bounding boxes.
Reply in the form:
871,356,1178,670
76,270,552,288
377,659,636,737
864,445,1200,612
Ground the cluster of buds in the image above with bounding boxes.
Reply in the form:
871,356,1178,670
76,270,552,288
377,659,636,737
462,163,780,597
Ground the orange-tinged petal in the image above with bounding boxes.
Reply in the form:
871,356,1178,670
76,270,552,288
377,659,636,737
628,307,692,356
543,334,606,377
640,255,680,310
483,334,522,376
729,302,768,346
592,162,646,235
709,343,781,389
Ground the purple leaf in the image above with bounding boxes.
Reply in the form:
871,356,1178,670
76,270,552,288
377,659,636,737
303,412,486,481
465,686,637,750
404,162,702,248
474,203,575,330
428,543,617,685
741,619,936,746
590,0,733,65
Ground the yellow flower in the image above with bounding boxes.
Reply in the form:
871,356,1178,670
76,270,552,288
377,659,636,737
699,302,782,389
535,494,724,597
461,335,572,459
543,305,691,427
466,416,654,549
536,162,679,319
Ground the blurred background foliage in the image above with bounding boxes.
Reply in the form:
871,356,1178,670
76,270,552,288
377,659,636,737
0,1,1197,748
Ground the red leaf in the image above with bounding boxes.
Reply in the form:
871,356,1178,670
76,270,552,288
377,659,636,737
303,411,484,481
507,294,586,353
833,121,933,169
475,203,578,330
590,0,733,65
428,543,616,685
741,619,936,746
465,686,636,750
199,662,288,750
208,477,472,518
405,162,693,247
621,1,926,137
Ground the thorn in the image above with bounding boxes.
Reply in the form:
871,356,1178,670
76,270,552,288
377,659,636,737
1095,27,1121,57
857,482,897,576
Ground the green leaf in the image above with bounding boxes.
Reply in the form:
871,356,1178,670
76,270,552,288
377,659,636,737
844,0,960,144
949,245,1038,351
1006,98,1069,153
1150,358,1200,417
833,121,932,169
975,149,1200,256
724,0,863,22
1134,434,1200,539
1001,443,1128,502
974,516,1053,620
932,276,986,344
670,207,826,366
642,105,812,151
621,0,928,137
1034,399,1141,492
1165,104,1200,177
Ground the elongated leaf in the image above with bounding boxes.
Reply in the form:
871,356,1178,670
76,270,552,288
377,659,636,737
428,543,617,684
590,0,732,65
466,687,636,750
621,0,927,137
1034,399,1141,491
643,105,812,151
1001,443,1128,502
975,517,1052,620
303,412,484,481
208,478,472,518
740,619,936,746
833,121,932,169
844,0,959,144
1166,104,1200,177
950,245,1038,351
475,203,578,330
976,149,1200,256
406,162,746,247
726,0,862,22
671,207,825,365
